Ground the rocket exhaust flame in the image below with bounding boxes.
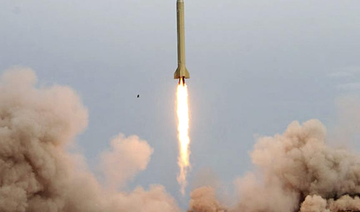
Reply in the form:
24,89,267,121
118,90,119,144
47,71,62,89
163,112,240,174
176,77,191,195
178,76,185,85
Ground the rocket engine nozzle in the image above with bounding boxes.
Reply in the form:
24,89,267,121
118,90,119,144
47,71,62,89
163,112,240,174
178,77,186,85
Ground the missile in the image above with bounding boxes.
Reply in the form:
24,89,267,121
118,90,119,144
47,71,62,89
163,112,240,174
174,0,190,85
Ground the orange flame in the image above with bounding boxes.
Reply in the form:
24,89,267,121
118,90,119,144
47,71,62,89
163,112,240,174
176,78,191,195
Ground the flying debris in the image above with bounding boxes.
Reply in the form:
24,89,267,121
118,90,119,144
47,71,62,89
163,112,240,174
137,94,140,98
174,0,190,85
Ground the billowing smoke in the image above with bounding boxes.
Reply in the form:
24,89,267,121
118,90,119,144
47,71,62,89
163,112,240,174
190,119,360,212
0,68,180,212
100,134,154,189
188,187,226,212
3,67,360,212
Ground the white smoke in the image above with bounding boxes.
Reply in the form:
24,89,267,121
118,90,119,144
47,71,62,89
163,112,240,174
0,68,180,212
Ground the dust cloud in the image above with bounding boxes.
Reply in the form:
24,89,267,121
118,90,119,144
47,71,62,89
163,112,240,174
2,68,360,212
191,119,360,212
0,68,179,212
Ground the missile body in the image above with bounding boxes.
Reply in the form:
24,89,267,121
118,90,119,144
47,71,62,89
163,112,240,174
174,0,190,84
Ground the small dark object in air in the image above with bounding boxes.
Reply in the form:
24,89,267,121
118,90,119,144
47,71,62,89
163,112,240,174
137,94,140,98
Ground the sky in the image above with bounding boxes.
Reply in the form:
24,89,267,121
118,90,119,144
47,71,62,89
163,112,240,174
1,0,360,206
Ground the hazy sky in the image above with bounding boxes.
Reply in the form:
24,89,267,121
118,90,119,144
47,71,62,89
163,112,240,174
1,0,360,205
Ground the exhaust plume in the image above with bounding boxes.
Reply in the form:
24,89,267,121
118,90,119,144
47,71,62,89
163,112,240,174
176,78,191,195
0,68,180,212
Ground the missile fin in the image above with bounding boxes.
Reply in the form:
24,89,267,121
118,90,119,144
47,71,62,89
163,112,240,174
174,67,190,79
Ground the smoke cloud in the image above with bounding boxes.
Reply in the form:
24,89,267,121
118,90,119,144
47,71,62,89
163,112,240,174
3,67,360,212
100,134,154,189
188,186,226,212
190,119,360,212
233,119,360,212
0,68,179,212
